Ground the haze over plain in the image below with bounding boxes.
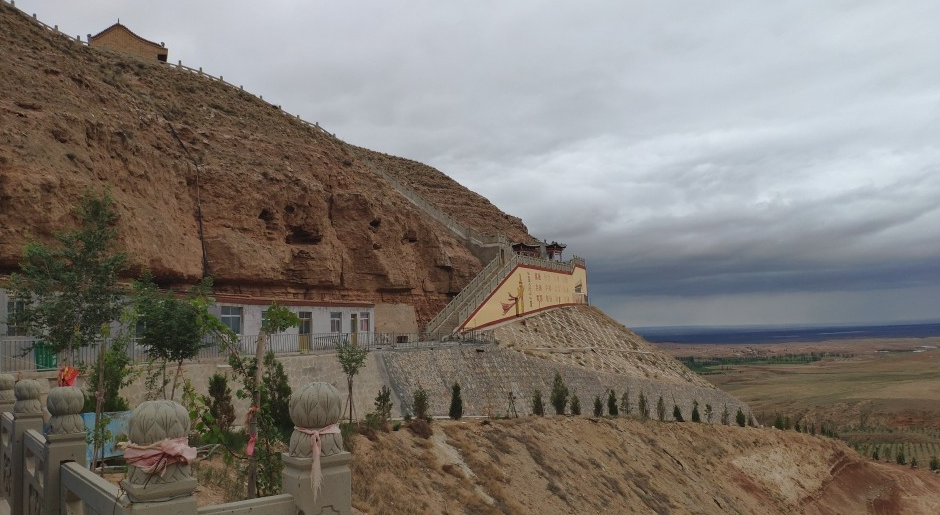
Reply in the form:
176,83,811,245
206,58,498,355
18,0,940,327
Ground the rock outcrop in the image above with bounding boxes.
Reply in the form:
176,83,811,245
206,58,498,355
0,3,532,323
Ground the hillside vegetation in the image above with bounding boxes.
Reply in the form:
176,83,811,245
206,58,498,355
350,417,940,515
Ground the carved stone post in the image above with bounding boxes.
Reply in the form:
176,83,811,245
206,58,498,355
120,400,197,514
11,379,43,515
0,373,13,500
283,382,351,515
39,386,87,515
0,374,14,413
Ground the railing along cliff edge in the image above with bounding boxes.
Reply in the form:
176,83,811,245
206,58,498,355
0,374,352,515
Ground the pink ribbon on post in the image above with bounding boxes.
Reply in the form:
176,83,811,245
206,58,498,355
294,423,341,498
119,437,198,476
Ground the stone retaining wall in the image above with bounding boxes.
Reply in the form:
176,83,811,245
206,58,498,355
380,346,753,422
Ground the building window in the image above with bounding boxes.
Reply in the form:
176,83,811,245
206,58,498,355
6,300,26,336
298,312,312,335
359,312,371,332
220,306,243,335
330,312,342,333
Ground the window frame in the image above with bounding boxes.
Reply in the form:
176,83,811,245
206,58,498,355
220,305,243,335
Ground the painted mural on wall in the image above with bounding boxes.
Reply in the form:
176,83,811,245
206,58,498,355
460,264,588,331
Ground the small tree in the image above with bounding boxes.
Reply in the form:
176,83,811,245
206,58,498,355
607,390,618,416
531,389,545,416
896,449,906,465
638,392,650,419
549,372,568,415
207,373,236,432
374,385,393,428
570,394,581,416
134,274,219,400
656,396,666,421
336,338,369,424
910,456,918,469
705,404,714,423
448,382,463,420
929,456,939,471
872,448,880,461
259,352,293,440
593,395,603,417
672,404,684,422
619,388,631,416
8,191,128,363
721,405,730,425
82,338,134,413
412,385,429,420
736,408,747,427
691,401,701,423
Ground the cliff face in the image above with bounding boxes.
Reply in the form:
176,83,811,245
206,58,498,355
0,3,532,322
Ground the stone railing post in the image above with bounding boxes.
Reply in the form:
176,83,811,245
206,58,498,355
283,382,350,515
11,379,43,515
0,373,14,499
120,400,198,514
39,386,87,515
0,374,14,413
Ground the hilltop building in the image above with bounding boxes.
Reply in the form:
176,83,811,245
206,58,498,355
88,22,168,62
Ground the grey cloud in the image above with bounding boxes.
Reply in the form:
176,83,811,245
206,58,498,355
17,0,940,325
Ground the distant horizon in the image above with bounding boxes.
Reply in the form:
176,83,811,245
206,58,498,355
632,319,940,332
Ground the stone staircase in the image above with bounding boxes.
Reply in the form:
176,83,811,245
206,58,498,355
424,252,515,336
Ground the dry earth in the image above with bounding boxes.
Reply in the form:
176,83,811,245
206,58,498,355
349,417,940,515
658,339,940,430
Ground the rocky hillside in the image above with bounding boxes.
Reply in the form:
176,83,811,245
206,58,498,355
351,417,940,515
0,3,532,322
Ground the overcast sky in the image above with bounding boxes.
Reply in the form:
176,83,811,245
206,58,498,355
18,0,940,327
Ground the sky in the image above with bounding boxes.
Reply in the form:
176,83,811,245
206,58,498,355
16,0,940,328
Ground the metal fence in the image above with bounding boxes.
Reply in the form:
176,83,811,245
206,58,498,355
0,330,495,373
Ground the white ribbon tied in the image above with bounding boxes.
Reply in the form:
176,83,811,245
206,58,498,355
294,423,341,498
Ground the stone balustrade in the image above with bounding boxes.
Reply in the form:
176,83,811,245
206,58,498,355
0,379,351,515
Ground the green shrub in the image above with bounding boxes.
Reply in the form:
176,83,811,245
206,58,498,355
412,385,429,420
929,456,939,471
549,372,568,415
620,389,632,416
721,405,730,425
872,448,880,461
207,373,235,432
593,395,603,417
656,396,666,421
373,385,393,428
638,392,650,419
691,401,701,423
531,389,545,416
736,408,746,427
570,394,581,415
896,449,906,465
448,382,463,420
672,404,684,422
607,390,618,417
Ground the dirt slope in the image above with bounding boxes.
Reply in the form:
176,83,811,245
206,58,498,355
351,417,940,515
0,3,531,320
